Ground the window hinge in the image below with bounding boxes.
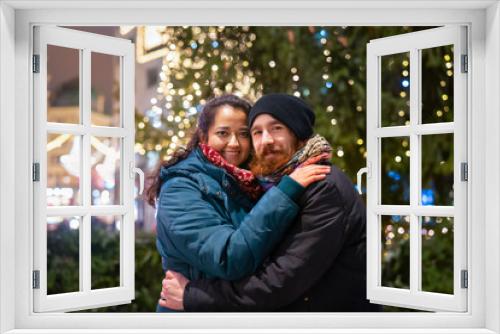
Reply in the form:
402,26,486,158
461,162,468,181
461,270,468,289
461,54,468,73
33,163,40,182
33,55,40,73
32,270,40,289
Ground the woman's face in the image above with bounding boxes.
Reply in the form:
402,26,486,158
205,105,251,166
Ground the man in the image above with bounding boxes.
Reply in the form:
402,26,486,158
159,93,380,312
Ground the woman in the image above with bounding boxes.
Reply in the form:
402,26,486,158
145,95,330,312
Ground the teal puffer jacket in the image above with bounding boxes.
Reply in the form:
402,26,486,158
156,148,303,281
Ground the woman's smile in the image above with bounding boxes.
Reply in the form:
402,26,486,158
223,150,240,155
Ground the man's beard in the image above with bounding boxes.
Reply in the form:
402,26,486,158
249,148,294,177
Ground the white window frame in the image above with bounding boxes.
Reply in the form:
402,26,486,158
366,26,468,312
0,1,499,333
32,26,136,312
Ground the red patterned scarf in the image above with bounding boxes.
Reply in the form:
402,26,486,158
199,144,264,200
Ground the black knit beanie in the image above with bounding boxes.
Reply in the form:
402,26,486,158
249,94,315,140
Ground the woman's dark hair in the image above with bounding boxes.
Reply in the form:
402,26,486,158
144,94,252,207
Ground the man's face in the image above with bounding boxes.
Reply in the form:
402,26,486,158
249,114,300,174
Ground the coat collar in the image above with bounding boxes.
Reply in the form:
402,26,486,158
159,148,254,208
160,148,225,184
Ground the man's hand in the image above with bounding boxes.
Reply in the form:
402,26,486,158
159,270,189,311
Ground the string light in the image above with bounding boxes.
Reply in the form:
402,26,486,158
142,26,259,161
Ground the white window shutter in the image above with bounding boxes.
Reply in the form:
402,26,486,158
366,26,468,312
33,26,136,312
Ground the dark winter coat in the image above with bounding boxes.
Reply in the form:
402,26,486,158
183,164,381,312
155,148,304,282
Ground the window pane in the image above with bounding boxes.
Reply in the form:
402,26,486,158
381,215,410,289
421,216,454,294
381,137,410,205
47,45,80,124
421,45,454,124
91,216,121,289
47,133,81,206
421,134,454,206
91,137,121,205
380,52,410,127
47,216,80,294
91,52,121,127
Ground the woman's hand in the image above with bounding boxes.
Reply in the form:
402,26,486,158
159,270,189,311
289,164,331,187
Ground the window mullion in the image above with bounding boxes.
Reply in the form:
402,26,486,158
46,123,127,137
409,47,421,294
81,48,91,293
374,205,454,216
120,55,126,286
